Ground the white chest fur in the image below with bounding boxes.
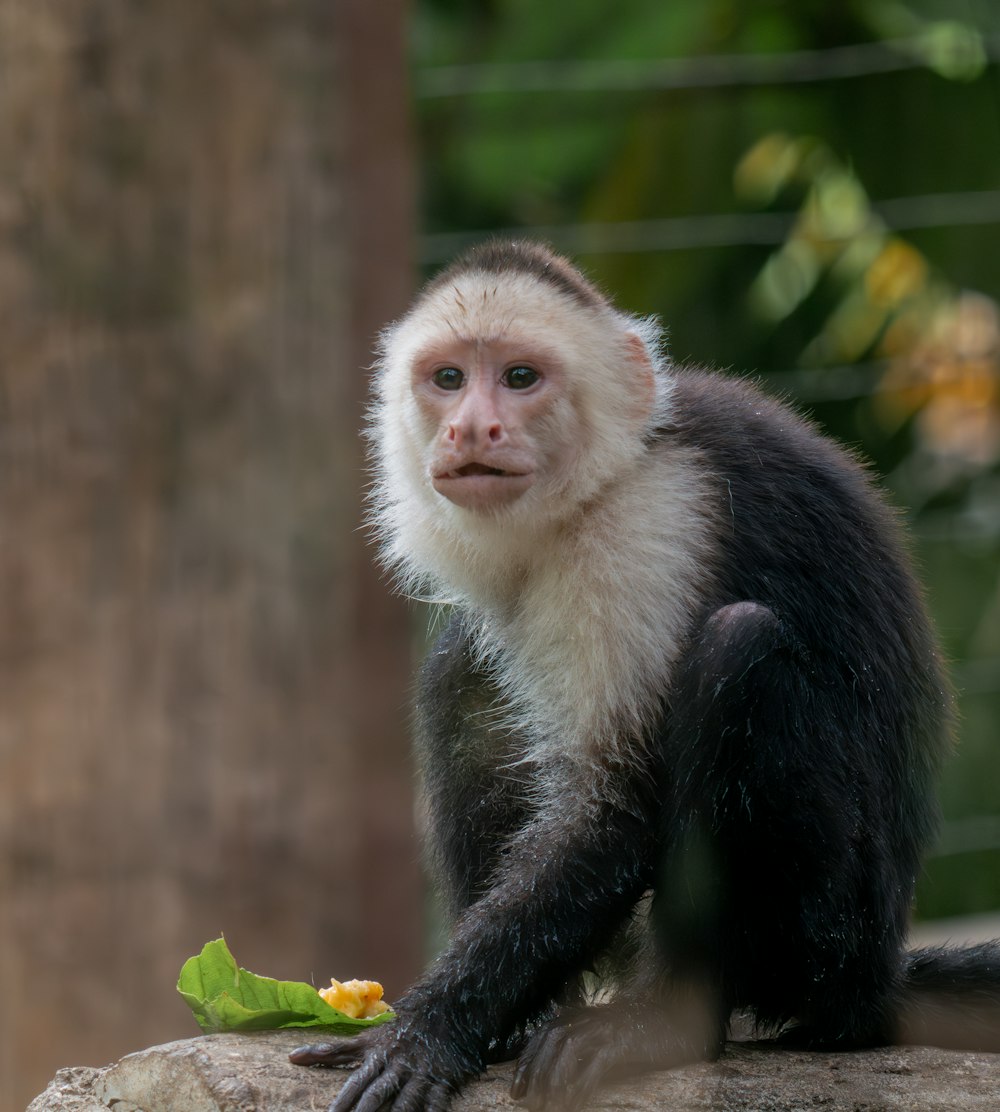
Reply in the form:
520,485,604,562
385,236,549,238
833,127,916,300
466,443,716,776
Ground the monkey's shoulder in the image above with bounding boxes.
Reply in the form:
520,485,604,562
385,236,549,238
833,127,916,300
660,366,890,519
664,367,855,465
657,366,925,628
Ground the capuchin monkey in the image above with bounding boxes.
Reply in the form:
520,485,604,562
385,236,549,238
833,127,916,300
291,241,1000,1111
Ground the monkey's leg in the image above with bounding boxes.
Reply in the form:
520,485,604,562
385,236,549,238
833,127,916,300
665,601,912,1052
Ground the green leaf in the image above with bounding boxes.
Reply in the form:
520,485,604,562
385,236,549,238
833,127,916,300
177,937,395,1034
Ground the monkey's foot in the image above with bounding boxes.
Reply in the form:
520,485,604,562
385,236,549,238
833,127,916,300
510,1001,720,1112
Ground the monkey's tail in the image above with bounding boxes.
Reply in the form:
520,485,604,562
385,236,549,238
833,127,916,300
899,940,1000,1052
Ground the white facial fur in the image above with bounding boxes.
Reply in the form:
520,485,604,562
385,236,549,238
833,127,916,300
368,265,716,787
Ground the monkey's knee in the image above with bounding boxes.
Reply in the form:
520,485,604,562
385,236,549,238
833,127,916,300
686,600,795,700
701,600,783,648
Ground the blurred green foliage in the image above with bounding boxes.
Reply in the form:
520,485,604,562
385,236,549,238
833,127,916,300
411,0,1000,921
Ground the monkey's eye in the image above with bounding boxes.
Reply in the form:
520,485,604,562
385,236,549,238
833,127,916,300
431,367,465,391
503,366,540,390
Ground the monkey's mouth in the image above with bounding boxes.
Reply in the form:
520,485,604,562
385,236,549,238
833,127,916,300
451,463,513,478
432,461,534,509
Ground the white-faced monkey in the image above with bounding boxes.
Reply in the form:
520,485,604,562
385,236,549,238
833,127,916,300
291,241,1000,1111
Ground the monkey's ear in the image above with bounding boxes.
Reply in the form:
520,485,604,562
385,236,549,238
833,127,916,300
625,332,657,426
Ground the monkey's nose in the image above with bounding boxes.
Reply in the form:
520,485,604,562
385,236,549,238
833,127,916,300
447,417,505,448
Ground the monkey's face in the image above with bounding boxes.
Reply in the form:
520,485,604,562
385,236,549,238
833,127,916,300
377,271,658,523
410,333,564,512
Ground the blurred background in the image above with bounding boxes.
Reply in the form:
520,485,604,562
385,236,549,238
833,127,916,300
1,1,998,1107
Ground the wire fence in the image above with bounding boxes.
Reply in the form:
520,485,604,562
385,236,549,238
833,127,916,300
419,189,1000,264
933,814,1000,858
416,34,1000,98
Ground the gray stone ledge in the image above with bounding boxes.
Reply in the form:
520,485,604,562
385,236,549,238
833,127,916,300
26,1030,1000,1111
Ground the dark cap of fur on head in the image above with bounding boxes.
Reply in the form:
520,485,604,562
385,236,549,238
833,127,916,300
422,239,609,313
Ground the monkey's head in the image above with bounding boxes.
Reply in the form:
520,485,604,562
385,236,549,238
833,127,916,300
369,241,671,594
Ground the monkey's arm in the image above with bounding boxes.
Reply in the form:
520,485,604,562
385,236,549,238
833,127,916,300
411,616,533,919
291,784,657,1112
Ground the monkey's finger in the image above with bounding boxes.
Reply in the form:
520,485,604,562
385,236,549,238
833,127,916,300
547,1042,614,1112
527,1019,611,1112
327,1053,397,1112
383,1074,435,1112
423,1081,457,1112
510,1038,550,1102
510,1015,563,1098
509,1046,535,1100
289,1039,365,1068
511,1025,572,1109
511,1064,541,1102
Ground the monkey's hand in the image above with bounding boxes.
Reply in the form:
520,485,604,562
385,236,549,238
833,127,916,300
290,1006,479,1112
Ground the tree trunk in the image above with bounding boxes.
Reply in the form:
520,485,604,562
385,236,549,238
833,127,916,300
0,3,418,1108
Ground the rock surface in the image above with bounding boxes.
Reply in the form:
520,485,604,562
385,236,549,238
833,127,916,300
25,1031,1000,1111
